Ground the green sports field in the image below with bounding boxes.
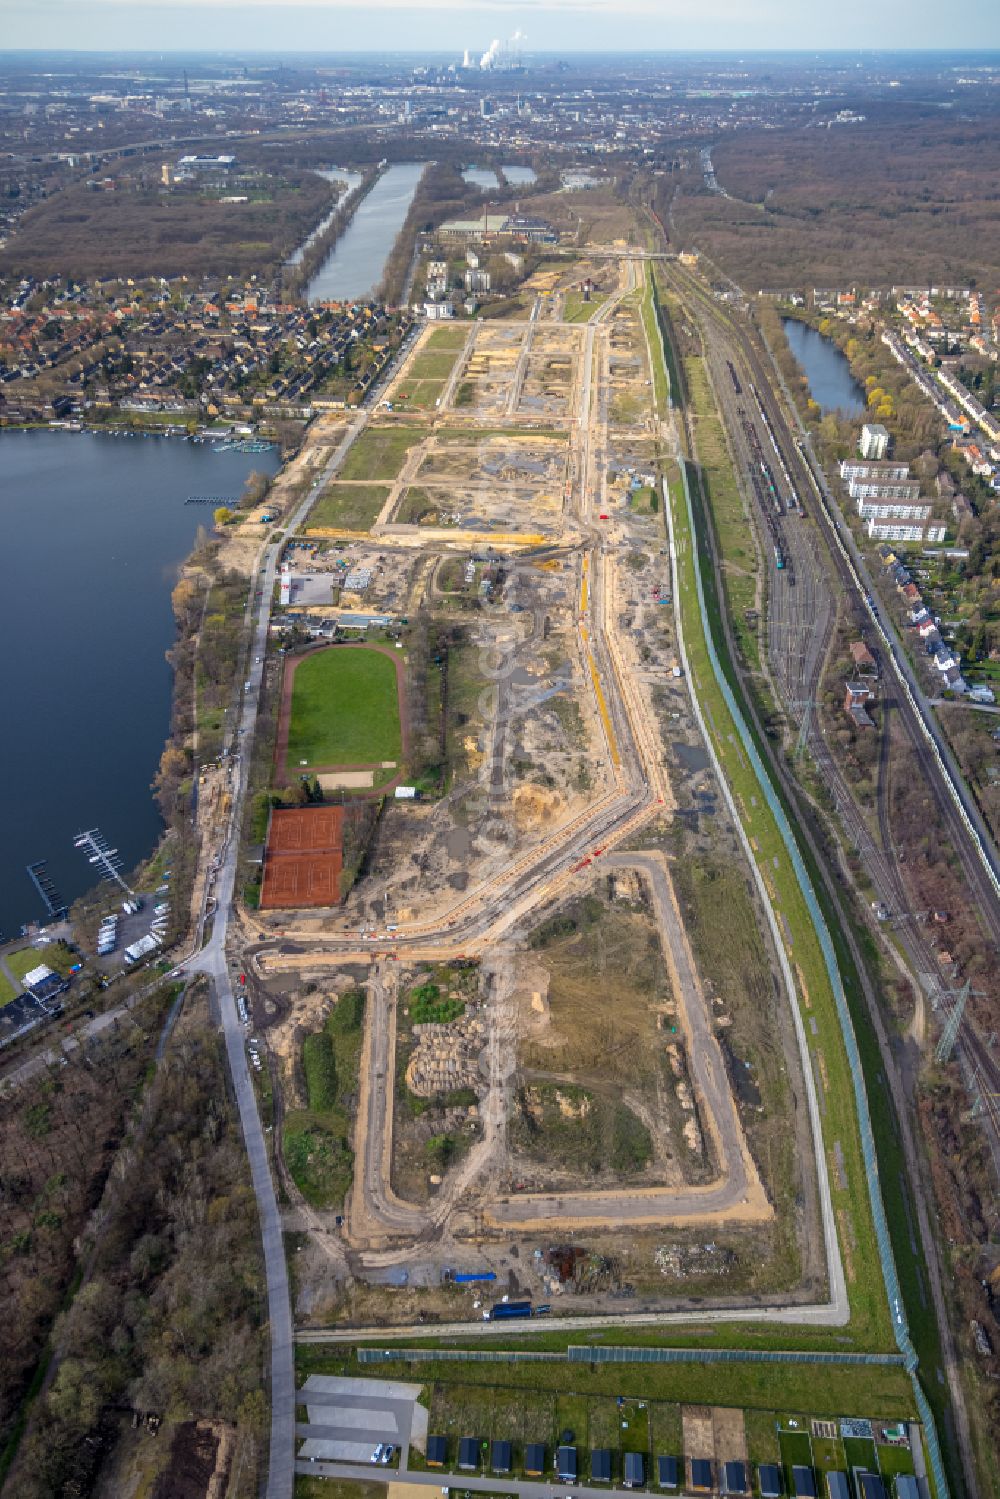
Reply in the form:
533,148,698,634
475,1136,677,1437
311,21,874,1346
285,647,403,769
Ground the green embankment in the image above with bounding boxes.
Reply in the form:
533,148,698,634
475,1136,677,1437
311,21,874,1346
646,266,953,1488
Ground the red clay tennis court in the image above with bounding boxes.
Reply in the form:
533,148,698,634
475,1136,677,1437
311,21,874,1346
259,806,344,909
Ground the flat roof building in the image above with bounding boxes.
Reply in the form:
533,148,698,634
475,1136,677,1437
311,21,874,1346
525,1443,546,1477
759,1465,782,1499
491,1439,511,1474
859,1477,887,1499
827,1474,850,1499
793,1467,817,1499
624,1452,645,1488
658,1456,680,1489
458,1436,480,1471
556,1446,578,1482
860,423,890,460
692,1458,715,1492
724,1461,749,1495
427,1435,447,1467
591,1449,612,1483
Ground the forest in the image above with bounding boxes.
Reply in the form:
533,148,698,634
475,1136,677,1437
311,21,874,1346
5,987,266,1498
675,112,1000,291
0,160,333,282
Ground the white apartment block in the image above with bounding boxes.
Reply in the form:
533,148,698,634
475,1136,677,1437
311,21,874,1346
866,518,946,543
849,478,923,504
856,496,931,522
859,423,890,459
839,460,910,482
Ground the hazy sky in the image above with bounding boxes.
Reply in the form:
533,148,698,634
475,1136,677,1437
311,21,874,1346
3,0,1000,53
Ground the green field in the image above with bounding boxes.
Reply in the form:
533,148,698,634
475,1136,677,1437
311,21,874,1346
297,1352,918,1431
563,290,608,323
392,379,446,410
339,426,424,482
407,350,462,380
5,949,42,984
0,967,17,1006
425,325,469,351
286,647,403,768
306,482,389,532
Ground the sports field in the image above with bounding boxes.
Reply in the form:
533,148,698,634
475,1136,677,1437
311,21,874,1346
283,645,404,770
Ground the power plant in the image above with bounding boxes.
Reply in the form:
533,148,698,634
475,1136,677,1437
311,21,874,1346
461,32,525,72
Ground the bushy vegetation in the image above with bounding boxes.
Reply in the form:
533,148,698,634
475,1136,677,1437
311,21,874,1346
284,989,365,1209
511,1084,653,1176
409,981,465,1026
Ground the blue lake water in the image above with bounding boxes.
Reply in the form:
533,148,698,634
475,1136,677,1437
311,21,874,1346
462,166,499,190
0,429,280,937
502,165,536,185
782,318,866,417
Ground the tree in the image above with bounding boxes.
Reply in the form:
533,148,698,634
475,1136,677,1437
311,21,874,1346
213,506,232,528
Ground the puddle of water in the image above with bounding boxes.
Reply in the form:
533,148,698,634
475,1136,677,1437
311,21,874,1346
672,741,710,773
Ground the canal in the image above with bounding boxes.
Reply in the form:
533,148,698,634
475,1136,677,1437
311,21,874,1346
782,318,866,417
306,161,428,303
288,167,364,267
0,430,280,938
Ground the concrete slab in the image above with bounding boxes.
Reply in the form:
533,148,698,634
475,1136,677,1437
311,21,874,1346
301,1375,424,1402
299,1438,376,1463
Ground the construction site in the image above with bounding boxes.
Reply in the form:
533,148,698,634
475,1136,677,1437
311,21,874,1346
234,254,833,1329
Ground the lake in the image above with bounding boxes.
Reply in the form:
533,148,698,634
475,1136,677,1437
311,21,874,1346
502,165,536,185
782,318,866,417
0,429,280,938
306,162,428,304
288,167,364,266
462,166,498,191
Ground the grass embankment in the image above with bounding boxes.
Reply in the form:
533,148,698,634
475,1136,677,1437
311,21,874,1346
284,989,365,1209
286,647,402,768
306,483,389,532
647,269,954,1483
642,265,890,1349
681,352,761,670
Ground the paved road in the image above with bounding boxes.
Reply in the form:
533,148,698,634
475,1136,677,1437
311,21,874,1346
185,410,372,1499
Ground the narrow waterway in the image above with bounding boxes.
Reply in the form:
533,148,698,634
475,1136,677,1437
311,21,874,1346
306,162,428,304
0,430,280,938
782,318,866,417
288,167,364,266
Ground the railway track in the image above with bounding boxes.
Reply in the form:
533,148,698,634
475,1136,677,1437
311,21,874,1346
661,255,1000,1210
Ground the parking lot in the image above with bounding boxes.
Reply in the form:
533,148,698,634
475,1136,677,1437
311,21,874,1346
297,1374,426,1466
